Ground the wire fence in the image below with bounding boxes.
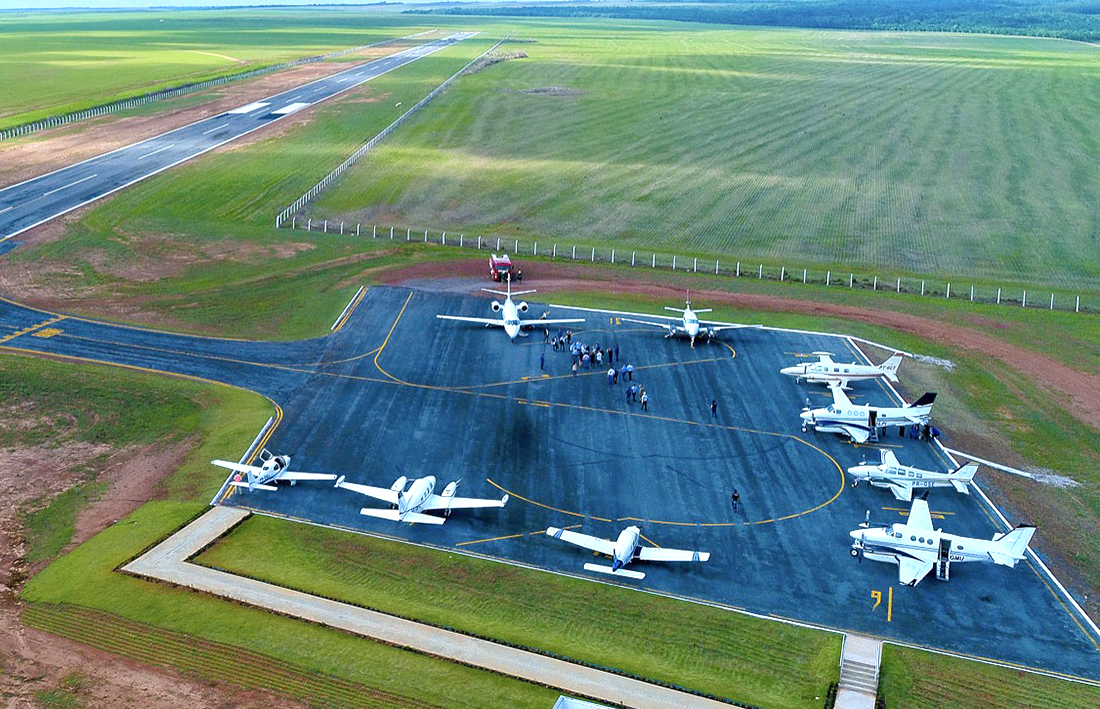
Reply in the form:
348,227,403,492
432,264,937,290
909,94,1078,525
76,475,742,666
0,30,438,143
274,34,509,228
278,219,1095,314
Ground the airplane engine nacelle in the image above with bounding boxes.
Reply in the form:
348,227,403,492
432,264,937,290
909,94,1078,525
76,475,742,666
517,301,529,313
491,301,502,312
441,481,458,498
390,475,409,492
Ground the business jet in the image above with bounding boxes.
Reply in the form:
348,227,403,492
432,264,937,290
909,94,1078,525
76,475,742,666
334,474,508,524
545,525,710,580
212,450,337,492
619,293,760,347
849,497,1035,586
848,449,978,501
436,276,584,341
800,384,936,443
781,351,903,389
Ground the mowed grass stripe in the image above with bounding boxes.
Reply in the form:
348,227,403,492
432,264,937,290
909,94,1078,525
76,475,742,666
313,25,1100,290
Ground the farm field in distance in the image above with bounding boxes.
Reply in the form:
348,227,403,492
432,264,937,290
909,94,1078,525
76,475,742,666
0,9,434,128
311,21,1100,292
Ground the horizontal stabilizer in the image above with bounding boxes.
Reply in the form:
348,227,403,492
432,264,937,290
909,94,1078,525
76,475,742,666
360,508,446,525
583,563,645,580
950,479,971,494
990,525,1035,565
228,481,278,491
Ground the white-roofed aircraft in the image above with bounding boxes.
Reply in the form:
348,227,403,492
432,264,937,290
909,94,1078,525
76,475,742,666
334,474,508,524
848,449,978,501
849,497,1035,586
800,384,936,443
545,525,709,580
436,275,584,341
781,351,903,389
618,293,760,347
212,450,337,492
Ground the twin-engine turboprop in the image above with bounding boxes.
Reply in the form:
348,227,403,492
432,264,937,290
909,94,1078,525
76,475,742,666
848,449,977,501
436,275,584,341
545,525,709,580
335,474,508,524
212,450,337,492
800,384,936,443
849,497,1035,586
619,292,760,347
781,351,903,389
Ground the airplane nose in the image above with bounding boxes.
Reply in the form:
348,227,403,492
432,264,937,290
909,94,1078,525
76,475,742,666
781,366,797,376
849,530,862,540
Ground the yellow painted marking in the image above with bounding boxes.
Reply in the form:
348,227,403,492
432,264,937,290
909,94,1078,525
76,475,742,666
487,478,612,523
883,507,953,519
332,286,367,333
638,532,661,548
852,441,901,449
871,589,882,612
457,524,580,547
0,315,66,344
32,328,63,338
887,586,893,622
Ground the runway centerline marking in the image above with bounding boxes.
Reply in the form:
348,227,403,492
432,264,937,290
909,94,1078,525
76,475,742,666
137,144,173,160
201,123,230,135
42,173,96,197
0,206,13,215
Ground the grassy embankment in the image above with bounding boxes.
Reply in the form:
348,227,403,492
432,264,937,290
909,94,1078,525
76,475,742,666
312,22,1100,294
195,513,839,708
0,9,437,128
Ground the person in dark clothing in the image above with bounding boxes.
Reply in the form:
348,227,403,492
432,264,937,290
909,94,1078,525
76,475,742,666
614,344,620,362
731,489,740,513
710,399,718,420
539,353,545,370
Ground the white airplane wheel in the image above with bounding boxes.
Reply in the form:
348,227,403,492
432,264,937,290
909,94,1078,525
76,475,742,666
850,548,860,557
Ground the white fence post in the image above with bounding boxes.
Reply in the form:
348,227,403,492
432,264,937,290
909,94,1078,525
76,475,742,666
970,285,974,302
673,256,677,270
760,265,764,279
307,218,312,231
424,230,428,242
897,278,901,293
782,267,786,281
460,234,464,247
611,249,615,264
442,232,446,245
479,236,483,250
946,283,951,298
497,238,501,250
292,217,297,230
693,257,697,273
826,270,830,286
572,245,576,260
356,223,360,236
1022,290,1027,307
849,273,853,288
921,280,925,296
340,222,344,235
1076,296,1080,312
516,239,520,253
737,262,740,277
716,260,720,276
804,268,808,284
552,244,556,258
652,254,656,268
591,247,595,262
373,225,377,238
997,287,1001,304
1050,293,1054,310
632,252,635,267
533,242,537,256
324,220,328,233
407,228,411,241
872,276,876,290
390,226,394,239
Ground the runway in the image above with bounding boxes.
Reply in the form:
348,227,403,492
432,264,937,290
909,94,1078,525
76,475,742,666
0,32,474,243
2,285,1097,681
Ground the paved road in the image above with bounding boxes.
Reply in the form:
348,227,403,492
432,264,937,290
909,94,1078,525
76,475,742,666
2,286,1097,682
124,505,731,709
0,32,474,243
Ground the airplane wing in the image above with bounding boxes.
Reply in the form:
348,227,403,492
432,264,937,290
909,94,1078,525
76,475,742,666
335,479,400,504
815,352,835,364
211,459,264,475
359,508,446,525
228,480,278,491
519,317,586,328
421,494,508,511
883,479,914,502
829,383,854,408
621,317,680,330
275,471,338,483
700,321,762,333
546,527,617,556
839,424,871,444
907,498,935,530
637,547,710,563
436,315,503,327
897,554,935,586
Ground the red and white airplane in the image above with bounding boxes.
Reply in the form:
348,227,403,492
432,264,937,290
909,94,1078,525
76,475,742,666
782,351,903,389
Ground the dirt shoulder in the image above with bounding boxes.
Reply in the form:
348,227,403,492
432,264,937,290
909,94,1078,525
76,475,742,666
0,41,417,189
385,259,1100,431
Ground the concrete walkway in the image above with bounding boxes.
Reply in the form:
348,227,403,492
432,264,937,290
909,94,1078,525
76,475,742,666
836,634,882,709
124,507,731,709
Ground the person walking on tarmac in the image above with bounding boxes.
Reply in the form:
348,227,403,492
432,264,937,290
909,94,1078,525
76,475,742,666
731,488,740,513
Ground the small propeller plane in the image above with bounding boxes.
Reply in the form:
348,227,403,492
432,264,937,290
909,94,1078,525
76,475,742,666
212,450,337,492
334,474,508,524
800,384,936,443
618,293,760,347
781,351,903,389
848,449,978,501
849,496,1035,586
436,275,584,341
545,525,710,580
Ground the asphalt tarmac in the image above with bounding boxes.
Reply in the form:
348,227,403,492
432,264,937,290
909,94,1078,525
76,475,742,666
0,32,474,243
1,286,1097,680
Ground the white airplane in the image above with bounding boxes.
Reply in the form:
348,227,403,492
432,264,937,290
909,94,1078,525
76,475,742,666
619,293,760,347
436,276,584,341
781,351,903,389
849,497,1035,586
800,384,936,443
545,525,710,580
334,474,508,524
212,450,337,492
848,449,978,501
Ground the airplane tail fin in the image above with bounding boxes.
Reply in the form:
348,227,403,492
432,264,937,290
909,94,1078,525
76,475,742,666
880,354,904,382
583,563,645,580
989,526,1035,566
950,463,979,493
910,392,937,407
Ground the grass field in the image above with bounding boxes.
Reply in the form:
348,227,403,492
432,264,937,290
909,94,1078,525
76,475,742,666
309,22,1100,291
0,9,436,128
194,513,840,708
878,643,1100,708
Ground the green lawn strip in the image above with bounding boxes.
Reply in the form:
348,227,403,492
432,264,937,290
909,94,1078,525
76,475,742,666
878,644,1100,709
0,10,438,128
310,21,1100,292
194,514,840,708
20,501,560,709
